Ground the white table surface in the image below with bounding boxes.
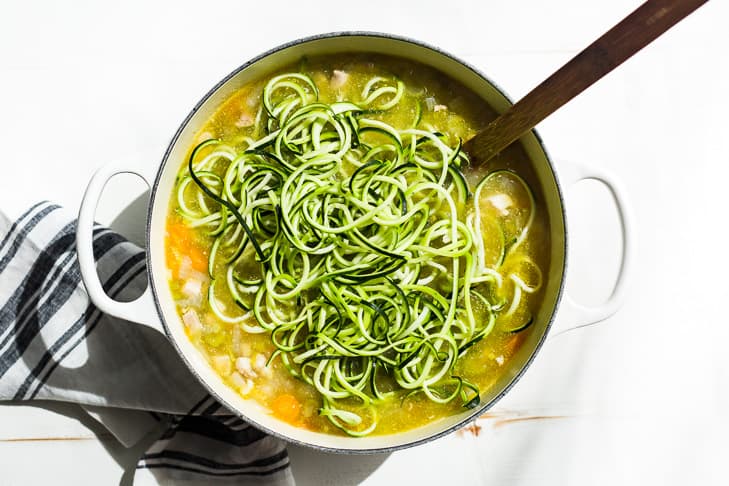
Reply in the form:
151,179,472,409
2,0,728,484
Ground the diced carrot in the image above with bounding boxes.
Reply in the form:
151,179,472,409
271,394,302,424
165,243,181,273
186,246,208,273
503,333,525,357
165,221,208,275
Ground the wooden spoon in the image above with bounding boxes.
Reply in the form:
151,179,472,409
463,0,708,163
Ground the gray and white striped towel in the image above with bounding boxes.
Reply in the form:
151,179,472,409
0,202,294,485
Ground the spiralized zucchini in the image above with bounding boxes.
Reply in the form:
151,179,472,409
176,72,541,436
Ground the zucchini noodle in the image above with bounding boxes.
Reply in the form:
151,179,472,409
175,72,540,436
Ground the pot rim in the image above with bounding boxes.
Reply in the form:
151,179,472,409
145,30,567,454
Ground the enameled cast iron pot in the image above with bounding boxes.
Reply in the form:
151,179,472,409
76,32,632,453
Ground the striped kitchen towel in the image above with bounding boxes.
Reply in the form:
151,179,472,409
0,202,294,485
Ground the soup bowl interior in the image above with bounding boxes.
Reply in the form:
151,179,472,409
147,33,566,452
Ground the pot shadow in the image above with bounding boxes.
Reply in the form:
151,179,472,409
108,190,150,248
288,446,390,485
109,191,391,484
470,329,594,484
9,189,596,485
8,191,204,484
0,400,155,486
8,192,389,485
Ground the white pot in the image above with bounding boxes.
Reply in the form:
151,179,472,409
76,32,633,453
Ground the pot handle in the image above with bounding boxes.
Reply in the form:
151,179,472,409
76,159,163,333
551,159,634,336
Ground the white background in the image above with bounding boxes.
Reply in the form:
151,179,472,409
1,0,728,484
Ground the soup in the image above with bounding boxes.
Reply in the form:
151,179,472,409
165,54,549,436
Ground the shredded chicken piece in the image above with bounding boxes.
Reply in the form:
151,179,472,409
253,353,271,376
330,69,349,89
487,194,513,216
230,371,253,395
182,309,203,334
236,357,257,379
181,279,202,301
235,111,255,128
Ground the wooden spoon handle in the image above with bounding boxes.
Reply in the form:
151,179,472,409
464,0,708,162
